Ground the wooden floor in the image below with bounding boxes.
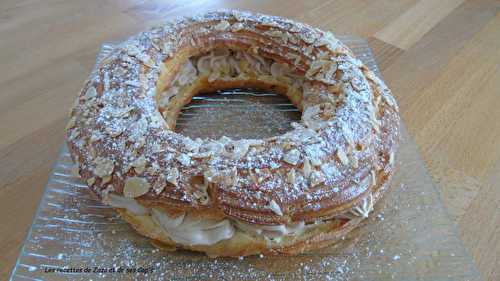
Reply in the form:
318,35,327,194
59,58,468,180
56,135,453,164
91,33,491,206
0,0,499,279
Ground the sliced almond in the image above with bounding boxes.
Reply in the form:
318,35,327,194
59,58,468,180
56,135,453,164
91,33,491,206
310,171,325,187
389,151,395,165
131,156,147,174
231,22,244,31
283,149,300,165
231,141,250,160
310,156,322,166
153,174,167,194
123,177,150,198
371,170,377,187
287,169,296,184
177,153,191,166
302,158,312,178
305,62,322,78
86,177,96,186
184,139,200,152
233,11,247,22
166,167,179,186
375,94,382,108
83,86,97,100
350,77,364,92
268,200,283,216
214,20,230,31
94,157,114,178
336,148,349,166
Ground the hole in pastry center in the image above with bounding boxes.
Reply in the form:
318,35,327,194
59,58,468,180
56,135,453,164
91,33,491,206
177,88,300,140
157,47,304,140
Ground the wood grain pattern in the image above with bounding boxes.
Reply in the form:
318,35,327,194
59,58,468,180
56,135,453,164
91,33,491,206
374,0,465,49
461,160,500,281
0,0,499,279
367,38,404,71
409,14,500,176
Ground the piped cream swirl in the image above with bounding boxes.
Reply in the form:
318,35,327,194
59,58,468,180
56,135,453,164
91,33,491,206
151,208,234,246
235,220,306,238
106,194,234,246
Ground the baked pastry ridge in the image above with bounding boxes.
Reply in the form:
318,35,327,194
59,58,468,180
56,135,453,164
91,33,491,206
66,10,400,256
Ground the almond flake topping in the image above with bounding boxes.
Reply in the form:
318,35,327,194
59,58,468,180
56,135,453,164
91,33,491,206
123,177,150,198
302,158,312,178
268,199,283,216
231,22,244,31
131,156,147,174
86,177,96,186
230,140,250,159
310,156,322,167
166,167,179,186
287,169,296,184
214,20,230,31
94,157,114,178
371,170,377,186
153,174,166,194
177,153,191,166
283,149,301,165
389,151,395,165
310,170,325,186
336,148,349,166
82,86,97,100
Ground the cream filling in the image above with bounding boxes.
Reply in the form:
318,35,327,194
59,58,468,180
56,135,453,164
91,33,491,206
105,194,373,246
235,194,374,238
106,194,234,246
158,48,303,109
235,220,306,238
150,208,234,246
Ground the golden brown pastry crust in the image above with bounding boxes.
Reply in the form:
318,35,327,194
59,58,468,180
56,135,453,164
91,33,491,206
66,10,400,256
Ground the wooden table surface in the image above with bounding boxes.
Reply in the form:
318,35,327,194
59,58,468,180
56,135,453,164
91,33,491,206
1,0,499,279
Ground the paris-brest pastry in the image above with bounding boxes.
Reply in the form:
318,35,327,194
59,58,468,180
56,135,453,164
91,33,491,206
66,10,400,257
